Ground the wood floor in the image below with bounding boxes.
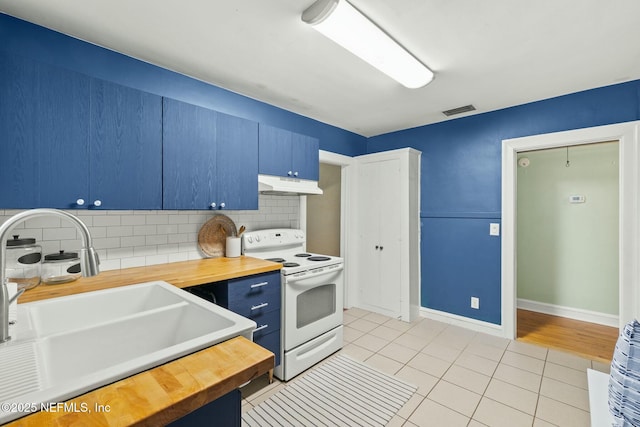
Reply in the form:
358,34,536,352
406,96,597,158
517,309,619,363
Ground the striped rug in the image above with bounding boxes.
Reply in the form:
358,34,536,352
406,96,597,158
242,354,417,426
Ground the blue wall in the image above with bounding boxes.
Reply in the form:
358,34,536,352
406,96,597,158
0,13,367,157
369,80,640,325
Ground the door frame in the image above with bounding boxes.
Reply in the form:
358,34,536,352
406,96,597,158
300,150,354,308
502,121,640,339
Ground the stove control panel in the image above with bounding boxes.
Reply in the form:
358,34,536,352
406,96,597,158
243,228,306,251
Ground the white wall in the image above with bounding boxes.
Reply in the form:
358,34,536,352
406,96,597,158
0,194,299,271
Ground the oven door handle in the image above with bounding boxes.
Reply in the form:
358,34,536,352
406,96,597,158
286,267,343,285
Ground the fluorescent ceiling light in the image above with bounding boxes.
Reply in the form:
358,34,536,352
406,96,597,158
302,0,434,89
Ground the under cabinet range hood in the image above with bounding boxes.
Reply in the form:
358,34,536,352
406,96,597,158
258,174,323,195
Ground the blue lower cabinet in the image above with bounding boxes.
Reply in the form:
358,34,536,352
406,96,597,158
227,272,281,367
168,389,240,427
254,330,281,367
184,271,282,369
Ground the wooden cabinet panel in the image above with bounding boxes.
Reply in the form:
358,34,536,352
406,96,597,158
162,98,217,209
90,79,162,209
0,52,164,210
163,98,258,210
215,112,259,210
258,124,319,181
0,52,90,208
258,124,292,177
291,132,319,180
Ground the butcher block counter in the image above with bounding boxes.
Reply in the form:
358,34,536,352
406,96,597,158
18,256,282,304
6,256,281,426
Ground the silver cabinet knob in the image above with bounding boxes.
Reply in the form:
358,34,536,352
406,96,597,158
288,171,293,176
294,171,299,177
93,200,102,207
220,202,225,209
76,198,85,206
210,202,216,208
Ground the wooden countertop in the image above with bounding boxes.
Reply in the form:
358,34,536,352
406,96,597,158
7,257,281,426
5,337,274,426
19,256,282,303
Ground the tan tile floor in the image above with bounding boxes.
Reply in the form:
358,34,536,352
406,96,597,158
241,308,610,426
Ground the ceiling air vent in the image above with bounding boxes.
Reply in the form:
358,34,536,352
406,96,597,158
442,104,476,117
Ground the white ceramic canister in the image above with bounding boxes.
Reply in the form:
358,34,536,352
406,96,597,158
5,235,42,291
226,237,241,258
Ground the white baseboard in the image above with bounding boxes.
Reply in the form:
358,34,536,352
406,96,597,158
517,298,619,328
419,307,506,338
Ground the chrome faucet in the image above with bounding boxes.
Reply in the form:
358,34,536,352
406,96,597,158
0,209,100,343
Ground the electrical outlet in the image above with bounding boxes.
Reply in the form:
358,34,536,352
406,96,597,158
471,297,480,309
489,223,500,236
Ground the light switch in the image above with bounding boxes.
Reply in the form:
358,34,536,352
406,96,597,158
489,223,500,236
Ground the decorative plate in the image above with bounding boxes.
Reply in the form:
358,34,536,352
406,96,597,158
197,214,238,258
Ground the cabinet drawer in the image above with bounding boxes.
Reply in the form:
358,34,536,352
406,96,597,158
228,272,280,305
250,309,280,339
231,293,281,319
254,329,281,367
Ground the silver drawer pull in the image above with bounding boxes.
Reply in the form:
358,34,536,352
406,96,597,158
250,281,269,289
251,302,269,311
254,324,269,332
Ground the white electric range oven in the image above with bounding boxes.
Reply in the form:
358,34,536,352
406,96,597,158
242,228,343,381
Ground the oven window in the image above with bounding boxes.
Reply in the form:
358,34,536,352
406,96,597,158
296,283,336,328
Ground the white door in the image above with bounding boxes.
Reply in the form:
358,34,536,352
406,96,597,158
357,158,402,315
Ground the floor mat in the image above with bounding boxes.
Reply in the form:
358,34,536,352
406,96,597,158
242,354,417,426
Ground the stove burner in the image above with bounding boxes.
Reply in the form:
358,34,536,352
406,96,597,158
308,256,331,261
266,257,286,263
295,253,312,257
282,262,300,268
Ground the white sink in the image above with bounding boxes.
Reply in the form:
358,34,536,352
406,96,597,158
0,281,256,424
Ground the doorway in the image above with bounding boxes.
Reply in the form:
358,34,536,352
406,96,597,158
515,142,620,360
501,121,640,341
302,150,354,307
307,163,341,256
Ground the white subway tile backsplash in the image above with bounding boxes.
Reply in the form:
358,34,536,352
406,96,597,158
0,195,300,273
120,256,146,269
100,259,121,271
146,254,169,266
133,225,157,236
121,215,146,226
146,234,168,246
24,217,62,229
147,215,169,225
43,227,77,241
106,226,134,238
93,216,121,227
121,236,146,247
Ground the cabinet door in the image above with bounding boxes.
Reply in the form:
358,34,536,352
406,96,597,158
162,98,217,209
0,52,90,208
215,112,258,210
168,389,240,427
258,124,292,177
291,133,319,180
357,158,402,314
90,79,162,209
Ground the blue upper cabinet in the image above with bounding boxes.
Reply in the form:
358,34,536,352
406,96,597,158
89,79,163,209
215,112,259,210
163,98,258,210
0,51,163,209
0,52,90,209
259,124,319,180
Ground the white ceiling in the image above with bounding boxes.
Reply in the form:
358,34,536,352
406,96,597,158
1,0,639,137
